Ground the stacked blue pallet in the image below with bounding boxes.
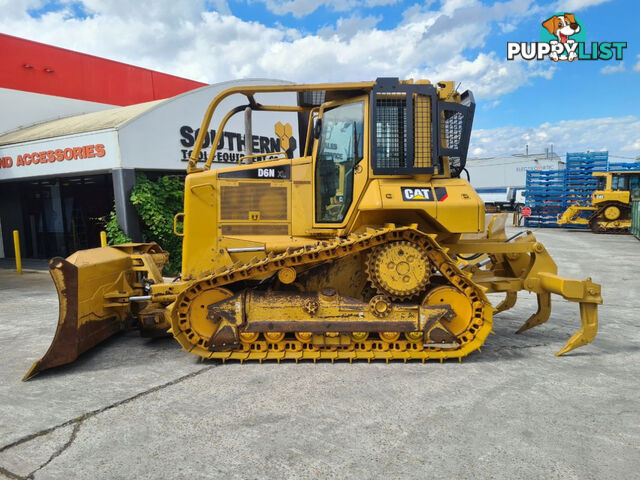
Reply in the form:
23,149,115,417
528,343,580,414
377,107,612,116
608,162,640,171
563,152,609,212
524,169,567,227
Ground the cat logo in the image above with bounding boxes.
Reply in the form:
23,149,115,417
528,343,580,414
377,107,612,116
401,187,433,201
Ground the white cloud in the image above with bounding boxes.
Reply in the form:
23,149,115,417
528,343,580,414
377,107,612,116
600,62,625,75
365,0,401,5
0,0,553,99
317,14,382,40
482,99,502,110
252,0,402,18
209,0,232,15
554,0,612,11
0,0,46,17
498,22,516,33
470,116,640,159
417,53,555,99
0,0,616,103
2,1,635,163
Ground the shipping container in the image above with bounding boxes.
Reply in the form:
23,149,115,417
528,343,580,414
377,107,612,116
632,201,640,240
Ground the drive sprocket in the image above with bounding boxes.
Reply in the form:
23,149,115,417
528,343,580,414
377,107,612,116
366,240,431,300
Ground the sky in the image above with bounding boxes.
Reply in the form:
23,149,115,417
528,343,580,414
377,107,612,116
1,0,639,160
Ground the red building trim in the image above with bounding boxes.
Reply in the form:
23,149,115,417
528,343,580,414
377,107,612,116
0,33,207,106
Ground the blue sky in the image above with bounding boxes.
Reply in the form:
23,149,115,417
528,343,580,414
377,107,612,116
1,0,639,159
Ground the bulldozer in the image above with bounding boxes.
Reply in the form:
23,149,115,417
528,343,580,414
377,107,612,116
24,78,602,380
558,170,640,233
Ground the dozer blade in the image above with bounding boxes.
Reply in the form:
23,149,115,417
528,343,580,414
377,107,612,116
23,247,146,380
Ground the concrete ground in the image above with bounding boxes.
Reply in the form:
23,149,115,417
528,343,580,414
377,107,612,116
1,227,639,479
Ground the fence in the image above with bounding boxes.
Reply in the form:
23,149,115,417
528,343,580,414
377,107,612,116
632,201,640,240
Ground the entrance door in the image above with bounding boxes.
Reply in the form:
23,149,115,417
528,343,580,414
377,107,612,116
60,175,113,253
20,175,113,258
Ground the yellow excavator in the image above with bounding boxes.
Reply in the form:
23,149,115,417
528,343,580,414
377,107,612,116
25,78,602,380
558,170,640,233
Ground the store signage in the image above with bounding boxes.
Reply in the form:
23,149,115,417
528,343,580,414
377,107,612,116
178,125,296,164
0,132,119,181
0,143,106,170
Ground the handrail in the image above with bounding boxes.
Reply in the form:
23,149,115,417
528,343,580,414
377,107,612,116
173,213,185,237
304,107,320,157
186,81,375,173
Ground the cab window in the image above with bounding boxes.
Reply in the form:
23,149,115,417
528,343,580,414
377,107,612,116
611,175,628,191
315,101,364,223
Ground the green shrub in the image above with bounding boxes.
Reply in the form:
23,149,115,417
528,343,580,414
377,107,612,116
105,173,184,275
104,209,132,245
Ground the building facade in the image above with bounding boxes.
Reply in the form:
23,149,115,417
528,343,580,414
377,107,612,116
465,152,564,207
0,35,297,259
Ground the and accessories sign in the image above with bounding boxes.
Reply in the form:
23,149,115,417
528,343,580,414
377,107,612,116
0,131,119,180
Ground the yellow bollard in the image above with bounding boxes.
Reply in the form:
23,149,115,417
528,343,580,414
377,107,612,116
100,230,107,247
13,230,22,275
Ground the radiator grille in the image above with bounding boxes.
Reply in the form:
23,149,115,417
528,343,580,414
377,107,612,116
413,94,432,168
220,182,288,221
221,224,289,235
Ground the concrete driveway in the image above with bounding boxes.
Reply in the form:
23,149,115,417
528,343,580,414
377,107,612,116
1,227,639,479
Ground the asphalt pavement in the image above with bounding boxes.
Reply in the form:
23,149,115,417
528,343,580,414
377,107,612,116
1,227,639,479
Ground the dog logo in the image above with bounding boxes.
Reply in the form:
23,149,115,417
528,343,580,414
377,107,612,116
507,12,626,62
541,13,581,61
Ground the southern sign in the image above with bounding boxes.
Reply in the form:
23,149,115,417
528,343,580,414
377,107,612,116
179,126,297,165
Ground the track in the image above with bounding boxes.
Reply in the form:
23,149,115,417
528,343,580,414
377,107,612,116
170,226,494,362
588,202,631,234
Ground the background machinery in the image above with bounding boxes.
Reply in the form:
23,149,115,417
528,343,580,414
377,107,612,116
558,170,640,233
25,78,602,380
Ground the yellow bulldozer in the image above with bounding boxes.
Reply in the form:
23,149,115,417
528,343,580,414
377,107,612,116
25,78,602,380
558,170,640,233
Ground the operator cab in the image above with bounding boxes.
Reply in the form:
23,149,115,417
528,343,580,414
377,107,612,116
595,171,640,197
311,78,475,227
611,172,640,199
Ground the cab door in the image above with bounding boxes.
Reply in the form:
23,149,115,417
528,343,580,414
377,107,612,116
312,96,368,229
